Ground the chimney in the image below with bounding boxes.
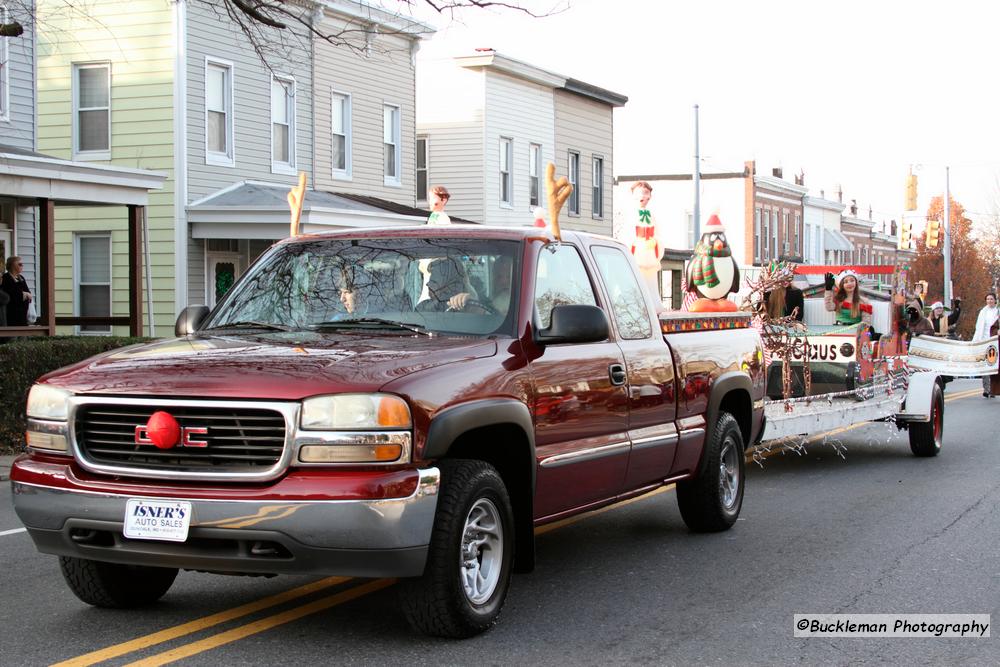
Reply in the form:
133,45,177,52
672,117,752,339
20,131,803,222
820,189,825,198
850,199,858,216
868,205,873,220
794,169,805,186
772,167,783,179
891,219,897,236
837,185,843,202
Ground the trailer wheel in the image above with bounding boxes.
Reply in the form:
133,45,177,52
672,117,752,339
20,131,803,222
676,412,745,532
908,383,944,457
59,557,177,608
399,459,514,638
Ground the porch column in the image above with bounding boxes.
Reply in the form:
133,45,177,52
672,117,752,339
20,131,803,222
128,205,143,337
37,198,55,336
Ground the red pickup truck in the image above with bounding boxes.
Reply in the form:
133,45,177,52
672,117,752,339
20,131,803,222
11,226,765,637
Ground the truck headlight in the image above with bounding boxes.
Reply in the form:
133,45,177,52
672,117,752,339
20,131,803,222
297,394,412,465
300,393,411,430
26,384,73,421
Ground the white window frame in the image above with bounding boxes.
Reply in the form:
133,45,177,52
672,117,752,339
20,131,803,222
330,89,352,180
528,143,541,208
382,102,401,186
416,135,428,203
73,232,112,335
204,57,235,167
72,62,111,161
0,6,9,122
499,137,513,208
568,150,580,216
771,210,779,258
270,74,296,174
754,208,761,263
592,155,604,219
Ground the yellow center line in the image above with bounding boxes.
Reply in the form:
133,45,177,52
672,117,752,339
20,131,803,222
122,579,396,667
50,576,352,667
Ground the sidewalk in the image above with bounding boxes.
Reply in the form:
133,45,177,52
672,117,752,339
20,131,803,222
0,454,17,482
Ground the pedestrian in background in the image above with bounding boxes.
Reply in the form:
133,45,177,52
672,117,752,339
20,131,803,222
427,186,451,226
973,292,999,398
1,256,32,326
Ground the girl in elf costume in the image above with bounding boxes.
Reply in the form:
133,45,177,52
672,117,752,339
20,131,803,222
823,269,871,325
627,181,666,302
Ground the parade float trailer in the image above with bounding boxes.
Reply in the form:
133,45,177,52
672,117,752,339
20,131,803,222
753,265,946,457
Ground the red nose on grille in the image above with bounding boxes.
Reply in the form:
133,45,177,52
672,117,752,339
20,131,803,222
146,411,181,449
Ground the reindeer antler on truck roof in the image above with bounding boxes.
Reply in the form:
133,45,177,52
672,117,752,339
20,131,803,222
545,162,573,242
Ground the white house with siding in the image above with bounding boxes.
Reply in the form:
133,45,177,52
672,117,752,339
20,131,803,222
182,0,434,308
0,0,37,291
416,50,626,232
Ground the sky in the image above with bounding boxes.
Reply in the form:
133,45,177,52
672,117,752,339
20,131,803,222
406,0,1000,231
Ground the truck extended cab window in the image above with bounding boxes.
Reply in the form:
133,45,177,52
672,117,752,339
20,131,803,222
591,246,653,339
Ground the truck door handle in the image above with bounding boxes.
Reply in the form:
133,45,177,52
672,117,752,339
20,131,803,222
609,363,627,386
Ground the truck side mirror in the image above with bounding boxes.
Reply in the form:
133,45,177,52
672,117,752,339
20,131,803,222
175,305,211,337
535,304,609,345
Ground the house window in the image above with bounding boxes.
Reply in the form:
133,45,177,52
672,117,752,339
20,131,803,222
568,151,580,215
73,62,111,159
383,104,401,185
0,6,8,121
592,156,604,218
205,59,233,165
499,137,513,206
75,233,111,334
331,90,351,179
771,211,779,258
529,143,541,207
754,208,761,262
794,213,802,255
271,76,295,172
416,136,428,203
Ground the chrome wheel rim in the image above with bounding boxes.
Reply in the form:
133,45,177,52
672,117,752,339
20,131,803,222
719,435,740,511
460,497,503,605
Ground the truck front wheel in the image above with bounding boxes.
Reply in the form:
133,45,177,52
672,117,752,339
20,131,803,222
59,557,178,608
400,459,514,638
676,412,745,532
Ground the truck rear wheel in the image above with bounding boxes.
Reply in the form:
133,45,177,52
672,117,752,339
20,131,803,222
399,459,514,638
908,383,943,457
59,557,178,608
676,412,745,532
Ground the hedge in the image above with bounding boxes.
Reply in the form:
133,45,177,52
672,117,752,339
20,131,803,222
0,336,153,454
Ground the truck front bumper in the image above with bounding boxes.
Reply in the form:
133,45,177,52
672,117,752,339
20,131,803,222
11,458,440,578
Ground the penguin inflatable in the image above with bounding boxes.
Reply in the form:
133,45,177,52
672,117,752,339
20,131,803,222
686,213,739,312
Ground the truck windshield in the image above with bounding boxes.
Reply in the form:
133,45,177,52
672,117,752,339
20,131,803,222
204,238,520,337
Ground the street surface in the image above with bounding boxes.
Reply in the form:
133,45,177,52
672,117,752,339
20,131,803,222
1,380,996,666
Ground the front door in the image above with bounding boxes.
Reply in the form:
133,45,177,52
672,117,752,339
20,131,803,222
530,243,629,520
206,252,243,307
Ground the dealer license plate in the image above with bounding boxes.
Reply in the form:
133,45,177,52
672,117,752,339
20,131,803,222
123,499,192,542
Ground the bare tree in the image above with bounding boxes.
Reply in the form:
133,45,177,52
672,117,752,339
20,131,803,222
1,1,566,62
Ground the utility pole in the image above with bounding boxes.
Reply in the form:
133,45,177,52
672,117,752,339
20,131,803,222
693,104,701,244
943,166,952,303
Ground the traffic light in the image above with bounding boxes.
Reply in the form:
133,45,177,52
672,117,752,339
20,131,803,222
898,220,911,249
926,219,940,248
905,174,918,211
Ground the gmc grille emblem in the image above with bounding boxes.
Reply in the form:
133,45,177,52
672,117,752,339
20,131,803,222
134,425,209,448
